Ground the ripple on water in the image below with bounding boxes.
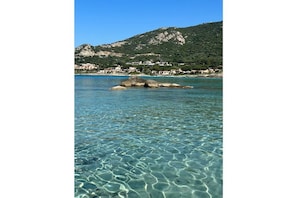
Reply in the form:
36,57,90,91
149,189,165,198
103,182,121,193
143,173,158,184
151,171,168,183
163,166,178,180
153,182,170,191
97,171,113,181
168,161,187,169
127,179,146,191
193,190,212,198
83,182,97,190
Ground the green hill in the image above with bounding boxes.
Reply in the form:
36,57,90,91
75,21,222,73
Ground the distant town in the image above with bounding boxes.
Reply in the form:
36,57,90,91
75,61,222,77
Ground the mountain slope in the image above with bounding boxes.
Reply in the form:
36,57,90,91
75,21,222,72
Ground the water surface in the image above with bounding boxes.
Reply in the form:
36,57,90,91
75,75,222,198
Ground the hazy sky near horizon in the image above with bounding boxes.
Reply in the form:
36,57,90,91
75,0,222,47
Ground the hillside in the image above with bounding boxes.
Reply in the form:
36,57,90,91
75,21,222,74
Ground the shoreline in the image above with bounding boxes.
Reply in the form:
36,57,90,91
74,72,223,78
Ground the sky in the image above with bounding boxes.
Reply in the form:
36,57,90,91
75,0,222,47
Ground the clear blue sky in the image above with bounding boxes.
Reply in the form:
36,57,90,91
75,0,222,47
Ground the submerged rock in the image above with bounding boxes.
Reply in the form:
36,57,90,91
181,86,194,89
111,85,127,90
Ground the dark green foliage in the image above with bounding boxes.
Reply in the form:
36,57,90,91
75,21,222,71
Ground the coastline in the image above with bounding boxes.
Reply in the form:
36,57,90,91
74,72,223,78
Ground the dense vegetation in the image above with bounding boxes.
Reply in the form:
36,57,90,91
75,21,222,72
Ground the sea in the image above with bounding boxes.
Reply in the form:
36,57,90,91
75,75,222,198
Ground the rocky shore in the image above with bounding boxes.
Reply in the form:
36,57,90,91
111,76,193,90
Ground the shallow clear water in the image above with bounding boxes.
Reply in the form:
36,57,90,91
75,75,222,198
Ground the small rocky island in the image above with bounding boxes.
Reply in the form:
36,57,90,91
111,76,193,90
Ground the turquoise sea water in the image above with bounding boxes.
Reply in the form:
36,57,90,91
75,75,222,198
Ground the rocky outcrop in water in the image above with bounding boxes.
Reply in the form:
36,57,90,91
111,76,193,90
120,76,146,87
144,80,159,88
111,85,127,90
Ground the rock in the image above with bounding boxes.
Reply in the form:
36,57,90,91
182,86,193,89
159,83,193,89
134,82,146,86
158,83,172,87
170,83,181,87
120,76,146,87
111,86,127,90
120,80,133,87
114,76,193,89
159,83,183,88
158,83,193,89
144,80,159,88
